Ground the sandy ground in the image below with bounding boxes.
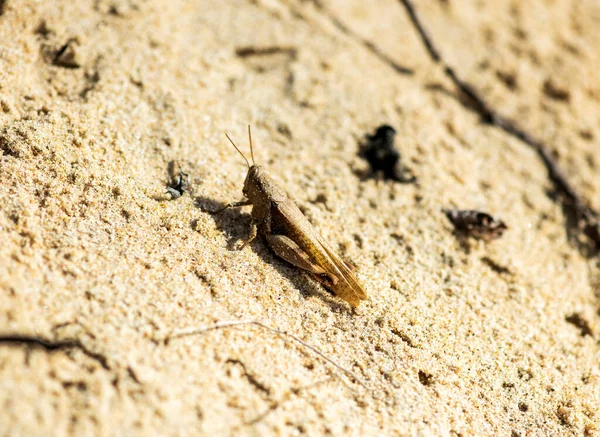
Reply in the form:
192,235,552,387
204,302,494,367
1,0,599,436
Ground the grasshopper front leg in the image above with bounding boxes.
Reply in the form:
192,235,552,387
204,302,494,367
210,199,253,214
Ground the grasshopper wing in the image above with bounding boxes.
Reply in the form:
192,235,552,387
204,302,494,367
317,238,368,306
272,198,368,307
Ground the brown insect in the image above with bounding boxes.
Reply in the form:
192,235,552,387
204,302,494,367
443,208,508,241
213,127,367,307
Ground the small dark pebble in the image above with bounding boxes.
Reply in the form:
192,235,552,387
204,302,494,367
166,171,189,199
361,125,416,183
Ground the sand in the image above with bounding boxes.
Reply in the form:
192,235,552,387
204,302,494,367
1,0,599,435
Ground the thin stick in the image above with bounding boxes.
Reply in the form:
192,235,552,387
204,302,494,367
398,0,600,250
168,320,255,339
291,0,413,76
399,0,440,62
166,320,368,388
225,134,251,168
248,125,256,166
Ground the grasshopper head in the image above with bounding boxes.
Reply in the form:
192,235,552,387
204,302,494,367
243,165,263,200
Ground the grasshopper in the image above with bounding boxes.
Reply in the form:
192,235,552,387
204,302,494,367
213,126,367,307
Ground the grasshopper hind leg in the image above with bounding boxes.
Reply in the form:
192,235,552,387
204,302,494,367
266,234,330,277
266,231,360,308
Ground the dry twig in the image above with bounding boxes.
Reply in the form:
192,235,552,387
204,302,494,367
165,320,368,388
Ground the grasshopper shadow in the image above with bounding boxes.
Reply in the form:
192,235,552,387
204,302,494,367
196,195,351,312
196,196,249,251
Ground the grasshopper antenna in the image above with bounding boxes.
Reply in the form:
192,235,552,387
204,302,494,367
248,125,256,166
225,133,250,168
